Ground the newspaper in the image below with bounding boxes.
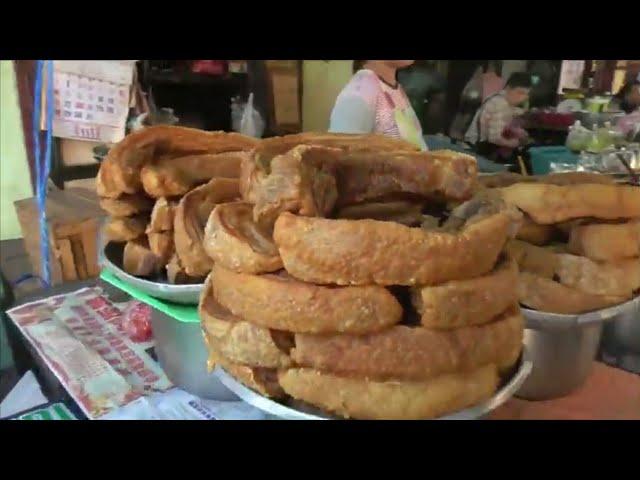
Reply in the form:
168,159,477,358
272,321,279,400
6,287,172,419
101,388,268,420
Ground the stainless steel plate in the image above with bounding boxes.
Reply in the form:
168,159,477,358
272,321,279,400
99,242,203,305
522,295,640,330
214,347,533,420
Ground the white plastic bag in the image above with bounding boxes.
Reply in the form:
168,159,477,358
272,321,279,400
239,93,265,138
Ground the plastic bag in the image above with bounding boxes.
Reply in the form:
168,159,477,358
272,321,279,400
121,301,153,343
239,93,265,138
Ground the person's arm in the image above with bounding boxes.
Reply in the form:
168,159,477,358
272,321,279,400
328,95,375,134
484,100,519,148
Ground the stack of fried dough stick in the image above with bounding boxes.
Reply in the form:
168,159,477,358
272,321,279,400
199,133,526,420
479,172,640,314
97,126,259,283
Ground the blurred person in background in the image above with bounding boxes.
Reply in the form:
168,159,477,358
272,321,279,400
464,72,532,163
329,60,427,150
612,80,640,138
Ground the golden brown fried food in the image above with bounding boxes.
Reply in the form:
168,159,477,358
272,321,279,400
96,126,258,198
479,172,615,190
211,265,402,334
208,347,285,399
252,145,341,226
291,306,523,381
506,239,559,278
199,274,291,368
147,231,174,265
539,172,616,185
251,145,478,226
99,194,153,217
166,254,203,284
568,220,640,262
336,201,425,226
123,237,161,277
508,240,640,297
332,149,478,207
252,132,420,171
147,197,177,233
516,215,557,245
278,364,499,420
104,216,149,243
554,254,640,297
140,151,246,198
174,178,239,277
273,211,512,286
518,272,629,314
499,183,640,224
239,153,265,204
411,257,518,329
203,202,283,274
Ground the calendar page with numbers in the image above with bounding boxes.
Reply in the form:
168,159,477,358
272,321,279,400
50,61,135,143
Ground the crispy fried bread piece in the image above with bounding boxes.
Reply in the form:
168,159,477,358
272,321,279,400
104,216,148,243
499,183,640,224
508,240,640,297
252,145,341,226
147,231,174,265
99,194,153,217
278,364,499,420
479,172,615,190
516,215,557,245
166,254,203,284
518,272,629,314
239,153,266,204
336,201,425,226
506,239,559,278
199,274,291,368
568,220,640,261
554,254,640,297
211,265,402,334
147,197,177,233
411,257,518,329
140,151,246,198
174,178,239,277
252,145,478,225
207,347,285,399
203,202,283,274
291,306,523,381
123,237,161,277
252,132,420,171
96,126,258,198
273,211,512,286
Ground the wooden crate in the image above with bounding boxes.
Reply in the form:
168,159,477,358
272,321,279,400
14,187,106,286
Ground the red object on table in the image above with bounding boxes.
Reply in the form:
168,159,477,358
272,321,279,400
121,302,153,343
191,60,228,76
490,363,640,420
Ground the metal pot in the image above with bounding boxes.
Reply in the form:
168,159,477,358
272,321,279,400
149,308,238,401
516,300,634,400
601,298,640,355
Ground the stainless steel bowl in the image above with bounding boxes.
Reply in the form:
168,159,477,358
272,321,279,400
215,348,533,420
100,242,204,305
517,297,638,400
150,308,238,401
601,298,640,355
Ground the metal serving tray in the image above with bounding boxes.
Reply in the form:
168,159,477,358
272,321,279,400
100,242,203,305
214,347,533,420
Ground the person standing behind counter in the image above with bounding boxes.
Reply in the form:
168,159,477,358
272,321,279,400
464,72,532,163
329,60,428,150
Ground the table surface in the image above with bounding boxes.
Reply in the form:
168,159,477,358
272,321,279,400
4,280,640,420
490,362,640,420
